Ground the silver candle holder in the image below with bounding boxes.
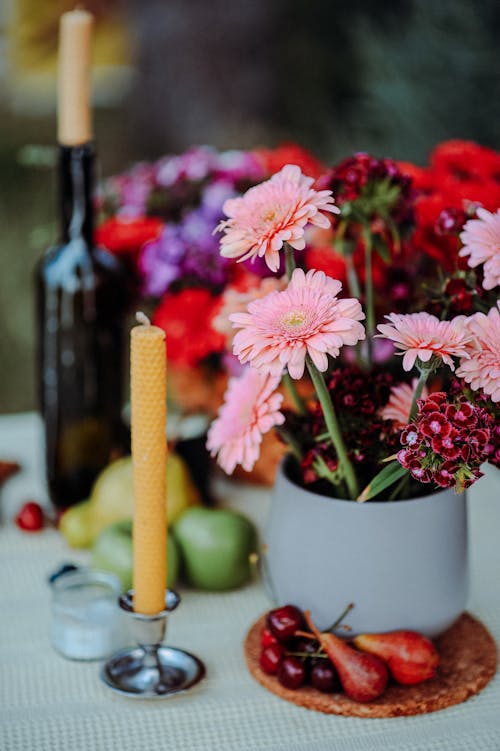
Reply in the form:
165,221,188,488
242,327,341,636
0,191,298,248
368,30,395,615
100,589,205,698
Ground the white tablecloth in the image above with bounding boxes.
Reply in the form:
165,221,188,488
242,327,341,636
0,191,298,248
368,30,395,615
0,412,499,751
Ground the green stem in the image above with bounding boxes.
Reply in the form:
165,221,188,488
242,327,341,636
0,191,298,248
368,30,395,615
363,226,374,368
409,366,431,422
343,252,364,368
335,221,361,299
282,371,306,415
284,242,296,280
306,356,359,499
345,252,361,299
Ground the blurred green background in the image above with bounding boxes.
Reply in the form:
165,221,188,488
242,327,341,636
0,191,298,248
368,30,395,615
1,0,499,413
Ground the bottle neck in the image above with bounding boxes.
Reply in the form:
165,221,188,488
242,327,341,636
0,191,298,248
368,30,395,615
59,142,95,246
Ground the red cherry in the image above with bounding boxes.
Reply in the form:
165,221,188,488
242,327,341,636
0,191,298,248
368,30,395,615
261,628,278,649
278,656,306,690
259,643,284,675
310,660,340,693
267,605,304,643
15,501,44,532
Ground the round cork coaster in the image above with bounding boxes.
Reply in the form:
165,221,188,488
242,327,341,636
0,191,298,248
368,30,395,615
244,613,497,717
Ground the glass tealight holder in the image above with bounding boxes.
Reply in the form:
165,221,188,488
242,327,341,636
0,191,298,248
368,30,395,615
50,568,126,661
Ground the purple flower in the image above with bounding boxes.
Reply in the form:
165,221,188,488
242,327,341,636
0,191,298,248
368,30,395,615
139,204,230,296
108,163,157,217
179,207,230,287
155,146,217,188
201,180,237,214
139,225,184,297
213,150,264,183
105,146,266,295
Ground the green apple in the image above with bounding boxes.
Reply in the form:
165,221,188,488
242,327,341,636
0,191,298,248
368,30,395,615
58,499,93,549
91,519,179,591
59,452,200,548
172,508,257,591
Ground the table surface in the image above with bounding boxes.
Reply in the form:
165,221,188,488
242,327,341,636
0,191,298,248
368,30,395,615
1,412,499,751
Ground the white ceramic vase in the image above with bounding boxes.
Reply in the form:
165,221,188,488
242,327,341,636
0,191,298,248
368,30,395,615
264,458,468,637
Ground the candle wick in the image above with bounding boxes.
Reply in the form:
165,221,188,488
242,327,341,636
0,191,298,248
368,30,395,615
136,312,151,327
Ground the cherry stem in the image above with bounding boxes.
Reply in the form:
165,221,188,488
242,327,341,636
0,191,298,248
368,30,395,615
295,629,316,640
303,611,323,642
287,650,328,659
327,602,355,632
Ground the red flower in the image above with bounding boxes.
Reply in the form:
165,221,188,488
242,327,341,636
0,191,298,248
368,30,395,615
401,425,420,447
434,461,458,488
436,174,500,213
153,288,225,367
430,433,461,461
419,393,447,413
444,400,477,427
430,140,500,183
413,194,461,269
420,412,452,439
398,391,493,491
96,216,164,255
409,140,500,269
304,245,347,286
253,142,326,180
397,161,435,193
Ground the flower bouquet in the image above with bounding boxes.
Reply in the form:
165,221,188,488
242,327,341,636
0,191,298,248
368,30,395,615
201,141,500,635
206,146,500,502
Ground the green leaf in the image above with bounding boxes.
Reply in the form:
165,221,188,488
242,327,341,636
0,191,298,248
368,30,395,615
357,461,408,502
372,235,391,263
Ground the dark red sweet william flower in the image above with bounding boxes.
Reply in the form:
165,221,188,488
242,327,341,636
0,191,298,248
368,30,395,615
419,412,452,439
443,278,476,315
96,216,164,255
397,392,493,492
281,367,398,491
435,207,467,236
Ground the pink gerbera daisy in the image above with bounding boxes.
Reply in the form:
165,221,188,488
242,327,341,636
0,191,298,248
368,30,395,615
380,379,429,428
456,303,500,401
212,275,288,346
459,208,500,290
376,312,472,372
230,268,365,379
216,164,339,272
206,367,284,474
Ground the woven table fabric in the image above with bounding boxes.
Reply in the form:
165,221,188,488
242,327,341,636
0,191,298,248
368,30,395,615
0,413,499,751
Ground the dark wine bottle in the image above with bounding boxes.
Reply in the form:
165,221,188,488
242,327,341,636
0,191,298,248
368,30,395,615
36,143,129,509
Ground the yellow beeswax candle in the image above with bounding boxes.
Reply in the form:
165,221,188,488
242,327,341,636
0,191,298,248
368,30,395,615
58,10,93,146
131,313,167,615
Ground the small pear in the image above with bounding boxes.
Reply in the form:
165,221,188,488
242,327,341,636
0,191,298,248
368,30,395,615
353,630,439,685
304,612,388,702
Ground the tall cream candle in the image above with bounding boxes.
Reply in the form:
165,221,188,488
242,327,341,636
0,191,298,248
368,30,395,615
131,314,168,615
58,10,93,146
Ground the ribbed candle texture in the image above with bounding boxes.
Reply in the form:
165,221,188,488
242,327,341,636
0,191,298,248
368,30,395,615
131,320,167,615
